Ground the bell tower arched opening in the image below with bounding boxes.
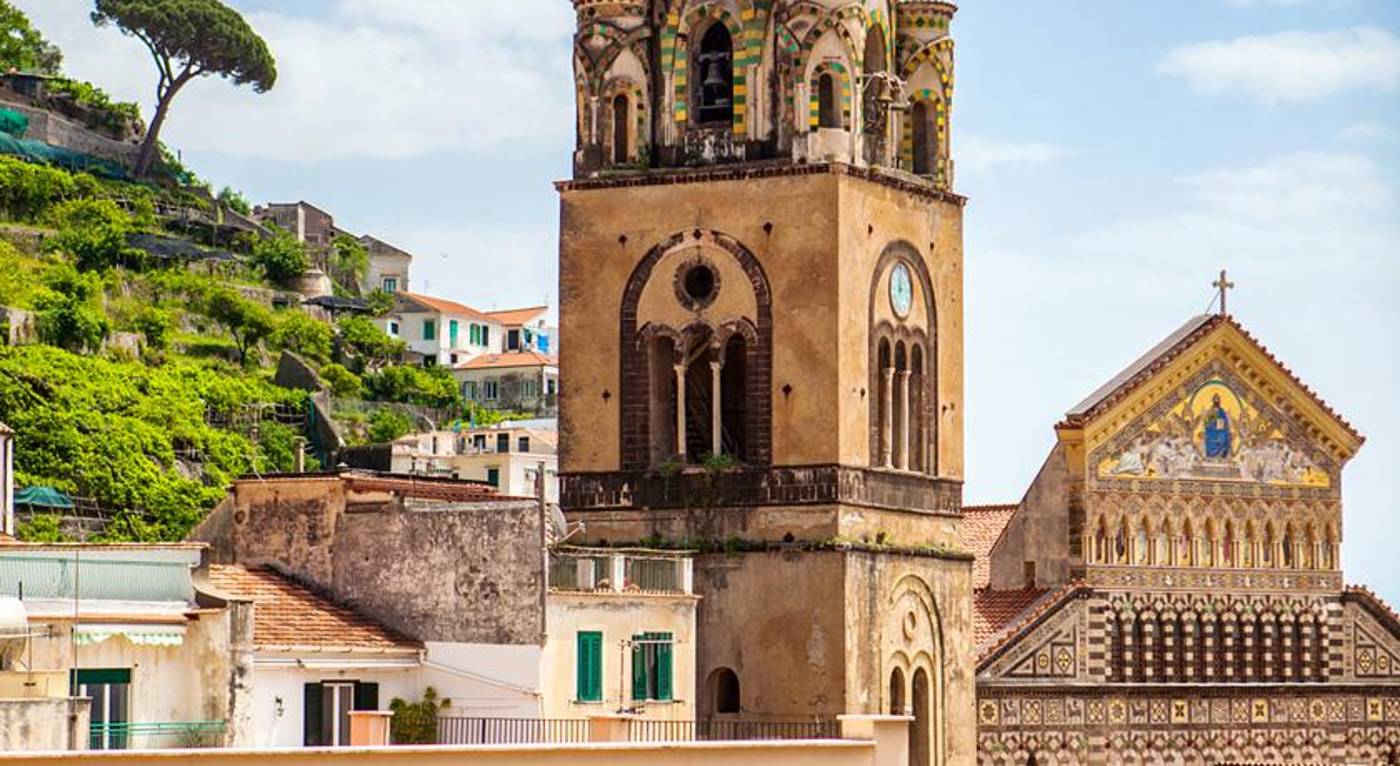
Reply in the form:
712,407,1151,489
695,24,734,126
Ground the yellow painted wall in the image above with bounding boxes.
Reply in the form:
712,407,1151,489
542,592,698,721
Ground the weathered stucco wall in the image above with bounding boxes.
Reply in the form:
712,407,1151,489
0,697,90,751
192,478,545,645
542,592,698,721
989,443,1073,591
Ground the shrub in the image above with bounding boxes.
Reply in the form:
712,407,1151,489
33,263,109,352
0,156,77,221
389,688,448,745
318,363,362,398
215,186,251,215
338,316,404,371
251,230,307,286
132,306,172,350
202,288,275,365
46,198,142,271
16,513,66,543
367,407,414,443
331,233,368,287
271,311,332,364
363,365,460,409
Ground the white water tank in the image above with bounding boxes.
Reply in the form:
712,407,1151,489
0,596,27,667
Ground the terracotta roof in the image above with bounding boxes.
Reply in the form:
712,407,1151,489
972,587,1048,647
486,306,548,326
1344,585,1400,637
206,565,421,653
1060,314,1362,444
396,291,492,321
455,350,558,371
976,581,1088,668
959,504,1017,589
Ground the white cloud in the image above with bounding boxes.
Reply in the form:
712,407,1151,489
1071,153,1399,287
1340,121,1400,142
16,0,577,162
957,136,1073,171
1225,0,1309,6
1158,27,1400,103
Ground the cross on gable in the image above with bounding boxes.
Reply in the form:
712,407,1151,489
1212,269,1236,316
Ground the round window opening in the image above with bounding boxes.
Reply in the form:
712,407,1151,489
684,264,716,302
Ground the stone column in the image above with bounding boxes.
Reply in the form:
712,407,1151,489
880,366,894,467
674,364,687,459
710,360,723,457
896,370,911,470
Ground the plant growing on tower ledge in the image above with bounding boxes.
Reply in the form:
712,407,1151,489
91,0,276,178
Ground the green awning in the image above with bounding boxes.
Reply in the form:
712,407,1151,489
14,486,74,510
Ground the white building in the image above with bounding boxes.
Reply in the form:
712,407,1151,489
389,424,559,504
453,352,560,416
380,292,503,368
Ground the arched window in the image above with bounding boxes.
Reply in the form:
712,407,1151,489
817,72,840,129
647,335,679,465
612,93,630,164
888,667,905,715
1242,523,1255,568
1205,519,1218,567
910,668,930,766
911,101,935,176
876,338,892,467
708,668,740,715
893,341,908,469
910,345,925,473
1133,525,1149,565
1114,522,1128,564
719,333,748,460
1093,518,1109,563
1262,523,1276,567
1224,521,1236,567
695,24,733,125
1282,526,1295,568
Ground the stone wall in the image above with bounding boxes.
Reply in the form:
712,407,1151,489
0,98,140,167
192,476,546,645
0,697,90,751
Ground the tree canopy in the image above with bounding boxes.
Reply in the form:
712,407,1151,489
0,0,62,75
91,0,276,177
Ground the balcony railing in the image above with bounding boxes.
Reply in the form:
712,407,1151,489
89,721,226,750
433,717,590,745
630,718,840,742
429,717,837,746
548,550,692,595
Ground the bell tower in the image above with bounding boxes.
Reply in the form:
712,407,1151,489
557,2,973,763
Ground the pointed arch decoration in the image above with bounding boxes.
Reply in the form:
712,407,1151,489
808,60,852,130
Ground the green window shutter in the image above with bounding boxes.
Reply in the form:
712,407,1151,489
353,681,379,711
73,668,131,686
303,683,324,746
631,636,647,701
449,320,459,346
576,631,602,702
657,634,674,701
423,319,435,340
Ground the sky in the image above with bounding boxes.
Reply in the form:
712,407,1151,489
18,1,1399,601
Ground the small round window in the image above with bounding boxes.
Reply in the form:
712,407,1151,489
675,258,720,310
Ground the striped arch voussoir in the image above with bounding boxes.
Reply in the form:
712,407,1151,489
670,4,747,133
807,60,852,130
795,5,866,78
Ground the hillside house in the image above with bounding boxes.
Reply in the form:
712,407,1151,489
380,292,503,367
453,351,559,416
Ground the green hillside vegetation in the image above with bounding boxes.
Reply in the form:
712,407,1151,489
0,156,485,542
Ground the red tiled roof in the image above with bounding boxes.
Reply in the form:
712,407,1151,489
976,581,1088,668
396,291,492,321
973,587,1048,647
486,306,548,326
1061,314,1362,445
455,350,558,371
959,504,1017,589
206,565,420,652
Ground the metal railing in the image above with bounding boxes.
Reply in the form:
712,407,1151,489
88,721,226,750
434,717,590,745
629,718,841,742
548,553,613,591
625,556,682,592
429,717,838,746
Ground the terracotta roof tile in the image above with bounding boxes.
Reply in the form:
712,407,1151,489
206,565,420,652
959,504,1017,589
485,306,548,326
396,291,492,322
455,350,558,371
976,582,1088,668
972,587,1048,647
1061,314,1362,444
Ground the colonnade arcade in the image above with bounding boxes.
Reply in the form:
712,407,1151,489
1087,512,1339,572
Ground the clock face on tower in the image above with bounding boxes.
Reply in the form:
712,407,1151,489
889,262,913,319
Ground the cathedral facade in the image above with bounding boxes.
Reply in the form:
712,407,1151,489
557,1,974,764
972,314,1400,765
